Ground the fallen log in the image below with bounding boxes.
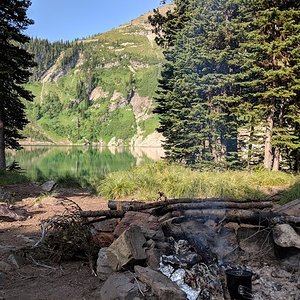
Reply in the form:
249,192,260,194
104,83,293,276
80,210,125,218
108,197,273,211
170,209,300,226
81,201,273,219
152,201,273,215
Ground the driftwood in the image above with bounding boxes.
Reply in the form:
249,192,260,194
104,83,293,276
107,198,273,211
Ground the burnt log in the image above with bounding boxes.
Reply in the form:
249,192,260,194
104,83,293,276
152,201,273,215
170,209,300,226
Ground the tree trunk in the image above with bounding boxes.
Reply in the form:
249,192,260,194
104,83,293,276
0,111,6,171
272,147,280,171
264,110,274,170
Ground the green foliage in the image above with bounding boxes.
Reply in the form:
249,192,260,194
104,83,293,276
135,66,161,98
23,13,164,144
139,116,160,138
280,180,300,205
0,0,36,170
97,161,296,200
0,170,29,185
153,0,300,171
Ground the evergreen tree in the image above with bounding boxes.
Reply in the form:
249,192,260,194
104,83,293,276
240,0,300,170
152,0,243,168
0,0,35,170
152,0,300,170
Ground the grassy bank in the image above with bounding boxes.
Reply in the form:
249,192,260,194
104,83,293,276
0,171,29,186
97,162,297,201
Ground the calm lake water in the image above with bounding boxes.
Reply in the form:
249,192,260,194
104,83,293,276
6,146,164,182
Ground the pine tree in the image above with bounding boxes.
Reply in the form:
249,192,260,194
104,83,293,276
0,0,35,170
152,0,244,168
240,0,300,170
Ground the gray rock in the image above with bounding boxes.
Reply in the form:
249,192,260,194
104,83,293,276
0,204,30,221
7,253,25,269
96,248,113,281
146,247,163,270
41,180,57,192
107,225,146,271
134,266,187,300
273,224,300,249
98,271,140,300
114,211,164,241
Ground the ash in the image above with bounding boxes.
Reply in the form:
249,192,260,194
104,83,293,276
159,238,224,300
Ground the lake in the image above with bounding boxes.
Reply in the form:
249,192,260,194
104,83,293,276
6,146,164,182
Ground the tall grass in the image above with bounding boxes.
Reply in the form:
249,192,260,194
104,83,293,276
0,171,29,186
279,180,300,204
97,162,296,201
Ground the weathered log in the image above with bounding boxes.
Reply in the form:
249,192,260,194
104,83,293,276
108,197,273,211
80,210,125,218
170,209,300,226
152,201,273,215
81,201,273,219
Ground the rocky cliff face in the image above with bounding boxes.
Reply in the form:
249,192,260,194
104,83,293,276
24,5,172,147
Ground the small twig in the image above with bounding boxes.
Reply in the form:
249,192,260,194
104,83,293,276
129,271,145,297
29,255,58,270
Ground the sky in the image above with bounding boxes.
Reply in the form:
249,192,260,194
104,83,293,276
25,0,172,42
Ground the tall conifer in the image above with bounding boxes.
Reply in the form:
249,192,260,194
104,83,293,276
0,0,35,170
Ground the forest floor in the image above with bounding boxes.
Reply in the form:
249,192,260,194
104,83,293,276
0,183,108,300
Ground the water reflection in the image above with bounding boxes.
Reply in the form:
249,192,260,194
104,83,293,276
6,146,163,181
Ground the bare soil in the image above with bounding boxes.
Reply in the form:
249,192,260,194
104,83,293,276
0,183,108,300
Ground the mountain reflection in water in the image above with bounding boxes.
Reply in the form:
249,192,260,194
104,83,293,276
6,146,164,182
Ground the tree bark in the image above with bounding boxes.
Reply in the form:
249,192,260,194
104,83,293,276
264,110,274,170
0,110,6,171
272,147,280,171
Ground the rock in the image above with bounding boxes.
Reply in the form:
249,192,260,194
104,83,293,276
97,272,141,300
0,261,12,273
273,224,300,249
91,219,120,247
0,203,30,221
93,219,120,232
107,225,147,271
114,211,164,241
134,266,187,300
274,199,300,216
96,248,113,281
92,231,115,248
41,180,57,192
146,247,163,270
7,253,25,269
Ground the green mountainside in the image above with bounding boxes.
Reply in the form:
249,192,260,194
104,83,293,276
23,7,170,146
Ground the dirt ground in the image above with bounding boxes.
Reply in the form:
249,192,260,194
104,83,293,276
0,183,108,300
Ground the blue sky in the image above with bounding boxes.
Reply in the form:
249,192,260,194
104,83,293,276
25,0,171,42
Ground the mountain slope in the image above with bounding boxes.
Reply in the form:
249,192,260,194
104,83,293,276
24,5,173,146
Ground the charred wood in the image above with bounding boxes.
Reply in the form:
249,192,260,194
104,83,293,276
170,209,300,226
